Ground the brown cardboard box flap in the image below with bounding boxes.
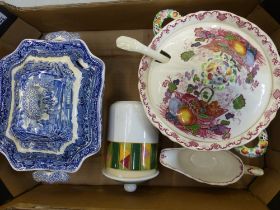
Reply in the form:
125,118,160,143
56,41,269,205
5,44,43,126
250,168,280,204
0,18,41,58
271,29,280,51
2,185,269,210
0,156,37,197
0,18,41,48
267,112,280,152
247,5,280,35
78,29,153,57
266,150,280,174
0,39,13,58
0,14,40,196
3,0,259,32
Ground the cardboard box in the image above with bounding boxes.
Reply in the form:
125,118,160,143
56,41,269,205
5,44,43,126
0,0,279,209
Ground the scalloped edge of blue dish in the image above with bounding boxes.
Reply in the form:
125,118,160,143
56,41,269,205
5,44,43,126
0,38,105,172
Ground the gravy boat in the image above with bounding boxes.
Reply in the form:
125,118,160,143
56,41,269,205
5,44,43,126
160,148,263,186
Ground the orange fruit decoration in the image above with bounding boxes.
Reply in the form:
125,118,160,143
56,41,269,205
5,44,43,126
232,40,246,56
260,140,268,149
177,107,196,125
206,62,218,72
241,148,249,154
226,67,232,75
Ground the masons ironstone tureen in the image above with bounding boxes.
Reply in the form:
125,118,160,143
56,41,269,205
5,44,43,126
137,10,280,151
0,32,105,183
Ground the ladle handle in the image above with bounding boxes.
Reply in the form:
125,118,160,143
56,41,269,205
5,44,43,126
244,165,264,176
116,36,169,63
153,9,181,35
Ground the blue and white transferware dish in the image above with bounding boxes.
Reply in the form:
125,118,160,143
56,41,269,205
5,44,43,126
0,31,105,183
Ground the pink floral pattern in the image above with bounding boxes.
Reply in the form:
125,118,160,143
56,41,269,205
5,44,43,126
217,13,227,21
273,69,280,77
139,10,280,151
273,89,280,99
159,27,265,140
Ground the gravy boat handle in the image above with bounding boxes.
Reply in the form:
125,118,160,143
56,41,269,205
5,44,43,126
244,165,264,176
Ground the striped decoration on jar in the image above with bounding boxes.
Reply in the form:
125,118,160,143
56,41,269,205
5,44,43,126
106,142,158,171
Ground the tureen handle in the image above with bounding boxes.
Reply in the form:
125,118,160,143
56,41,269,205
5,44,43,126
243,165,264,176
234,129,268,158
32,171,70,184
44,31,91,69
44,31,80,41
153,9,182,35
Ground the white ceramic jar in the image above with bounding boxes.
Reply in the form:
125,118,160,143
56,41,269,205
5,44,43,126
103,101,159,192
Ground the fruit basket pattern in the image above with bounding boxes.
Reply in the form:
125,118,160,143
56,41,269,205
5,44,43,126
138,10,280,150
160,27,264,140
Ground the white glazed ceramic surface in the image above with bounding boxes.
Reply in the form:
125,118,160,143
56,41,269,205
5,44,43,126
102,169,159,192
138,10,280,151
160,148,263,185
104,101,159,191
108,101,158,143
102,168,159,181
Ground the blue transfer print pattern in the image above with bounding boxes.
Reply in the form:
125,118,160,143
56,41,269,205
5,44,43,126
11,61,75,152
44,31,80,41
0,39,105,172
32,170,70,184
